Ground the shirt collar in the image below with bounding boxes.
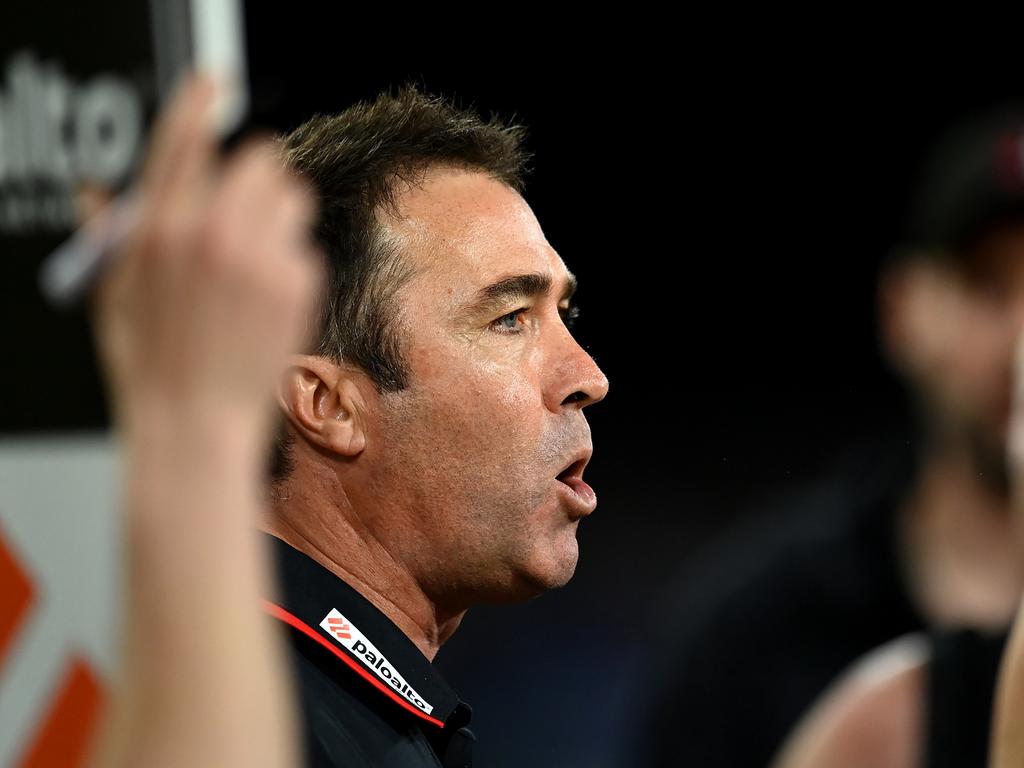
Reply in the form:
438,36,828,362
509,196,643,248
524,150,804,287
262,534,466,729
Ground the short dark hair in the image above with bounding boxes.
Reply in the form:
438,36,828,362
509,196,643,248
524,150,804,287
269,85,531,483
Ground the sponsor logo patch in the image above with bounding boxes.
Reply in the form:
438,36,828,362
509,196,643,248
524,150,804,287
319,608,433,714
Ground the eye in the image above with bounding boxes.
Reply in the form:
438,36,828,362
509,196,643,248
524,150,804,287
492,308,527,333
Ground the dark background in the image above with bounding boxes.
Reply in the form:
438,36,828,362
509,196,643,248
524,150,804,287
5,8,1024,766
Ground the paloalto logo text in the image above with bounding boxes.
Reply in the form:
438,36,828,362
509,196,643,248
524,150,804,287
319,608,434,714
0,50,145,233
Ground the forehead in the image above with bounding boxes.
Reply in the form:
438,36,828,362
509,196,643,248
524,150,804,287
383,167,569,297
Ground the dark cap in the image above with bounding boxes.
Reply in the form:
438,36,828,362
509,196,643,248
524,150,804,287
903,107,1024,256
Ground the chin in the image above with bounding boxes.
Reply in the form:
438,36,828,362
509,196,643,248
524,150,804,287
485,549,579,604
521,539,581,594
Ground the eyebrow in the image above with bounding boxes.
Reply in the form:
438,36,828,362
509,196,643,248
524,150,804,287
461,271,578,317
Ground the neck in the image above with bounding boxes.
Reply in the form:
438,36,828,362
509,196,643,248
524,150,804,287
901,441,1024,630
261,459,465,662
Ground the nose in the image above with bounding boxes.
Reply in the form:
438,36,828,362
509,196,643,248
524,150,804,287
547,326,609,412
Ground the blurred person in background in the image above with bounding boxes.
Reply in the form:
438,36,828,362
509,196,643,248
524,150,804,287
634,109,1024,768
776,331,1024,768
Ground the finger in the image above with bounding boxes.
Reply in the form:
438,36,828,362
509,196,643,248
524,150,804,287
264,178,318,265
161,100,219,217
209,140,290,257
142,75,218,208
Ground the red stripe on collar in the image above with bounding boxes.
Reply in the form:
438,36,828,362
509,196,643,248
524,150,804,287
262,599,446,729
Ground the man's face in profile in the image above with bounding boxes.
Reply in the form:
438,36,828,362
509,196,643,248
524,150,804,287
357,167,609,604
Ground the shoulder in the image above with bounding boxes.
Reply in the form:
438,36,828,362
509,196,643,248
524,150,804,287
774,633,929,768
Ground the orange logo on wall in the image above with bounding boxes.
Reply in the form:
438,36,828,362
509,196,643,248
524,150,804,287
0,522,106,768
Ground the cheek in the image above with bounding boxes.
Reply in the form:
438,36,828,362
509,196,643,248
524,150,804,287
395,335,559,512
930,303,1013,412
428,364,544,465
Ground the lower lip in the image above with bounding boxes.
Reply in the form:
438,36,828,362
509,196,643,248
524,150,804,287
556,477,597,518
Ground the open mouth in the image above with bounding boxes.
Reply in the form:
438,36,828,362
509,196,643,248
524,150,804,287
554,456,597,517
556,458,587,485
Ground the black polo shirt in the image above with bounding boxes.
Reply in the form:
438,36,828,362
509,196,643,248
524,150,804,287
263,535,475,767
